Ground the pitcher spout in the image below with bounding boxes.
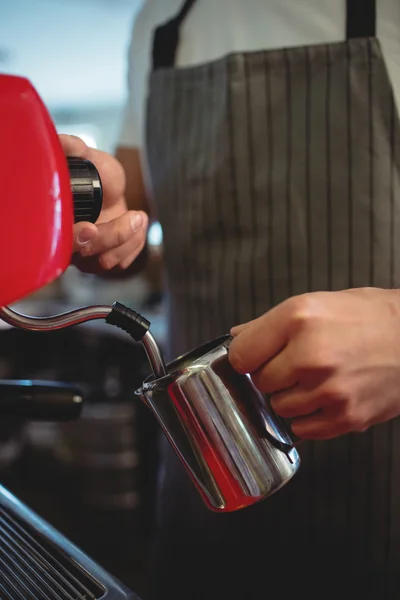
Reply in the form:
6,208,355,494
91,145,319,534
135,378,227,510
134,334,300,513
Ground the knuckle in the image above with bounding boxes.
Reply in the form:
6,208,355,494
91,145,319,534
339,405,363,431
120,255,135,270
320,382,348,405
117,223,132,247
98,252,117,271
287,294,314,325
286,294,325,334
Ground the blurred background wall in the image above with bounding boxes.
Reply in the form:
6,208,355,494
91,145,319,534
0,0,139,150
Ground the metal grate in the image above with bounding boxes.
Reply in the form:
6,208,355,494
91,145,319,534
0,505,105,600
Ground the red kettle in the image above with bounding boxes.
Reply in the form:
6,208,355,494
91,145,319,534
0,74,102,307
0,75,163,421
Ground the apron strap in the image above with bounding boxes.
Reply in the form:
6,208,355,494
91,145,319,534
346,0,376,39
152,0,376,69
152,0,198,70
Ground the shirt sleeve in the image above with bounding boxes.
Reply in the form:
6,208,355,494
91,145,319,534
117,5,149,150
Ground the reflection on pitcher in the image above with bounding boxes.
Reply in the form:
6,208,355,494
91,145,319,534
136,335,300,512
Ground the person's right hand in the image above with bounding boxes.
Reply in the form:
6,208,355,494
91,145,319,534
60,134,148,273
229,287,400,440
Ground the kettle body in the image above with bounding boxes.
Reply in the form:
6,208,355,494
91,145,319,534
136,335,300,512
0,74,74,307
0,73,102,308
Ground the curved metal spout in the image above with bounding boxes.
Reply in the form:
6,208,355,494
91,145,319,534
0,304,167,379
141,331,167,378
0,305,112,330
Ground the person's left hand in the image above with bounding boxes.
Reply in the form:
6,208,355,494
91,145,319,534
229,288,400,440
60,134,148,273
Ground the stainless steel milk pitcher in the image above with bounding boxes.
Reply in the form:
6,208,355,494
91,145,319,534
136,335,300,513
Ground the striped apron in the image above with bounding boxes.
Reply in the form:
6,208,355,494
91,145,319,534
145,1,400,598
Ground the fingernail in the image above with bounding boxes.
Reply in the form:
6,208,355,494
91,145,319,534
77,228,96,245
130,213,143,233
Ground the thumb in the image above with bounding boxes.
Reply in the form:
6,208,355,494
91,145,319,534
73,222,98,254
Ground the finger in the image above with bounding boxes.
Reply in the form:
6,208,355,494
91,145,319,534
270,388,323,419
72,241,145,273
250,347,297,393
291,413,347,440
73,222,98,252
97,230,147,270
228,299,295,374
73,211,147,256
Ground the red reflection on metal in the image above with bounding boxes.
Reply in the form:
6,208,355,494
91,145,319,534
168,383,261,512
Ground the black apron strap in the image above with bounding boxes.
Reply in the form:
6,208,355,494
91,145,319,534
346,0,376,39
152,0,197,71
152,0,376,69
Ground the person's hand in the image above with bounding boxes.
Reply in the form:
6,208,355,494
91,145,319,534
59,134,148,273
229,288,400,440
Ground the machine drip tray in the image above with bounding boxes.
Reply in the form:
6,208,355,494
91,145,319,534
0,484,140,599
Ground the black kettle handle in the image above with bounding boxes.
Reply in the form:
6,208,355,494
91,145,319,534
67,157,103,224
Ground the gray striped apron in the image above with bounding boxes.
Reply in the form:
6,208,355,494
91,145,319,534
145,1,400,598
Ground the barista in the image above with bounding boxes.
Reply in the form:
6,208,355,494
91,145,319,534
68,0,400,598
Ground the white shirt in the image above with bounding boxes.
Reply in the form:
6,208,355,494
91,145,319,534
118,0,400,151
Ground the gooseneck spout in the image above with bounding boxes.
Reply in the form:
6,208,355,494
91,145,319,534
0,302,167,378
